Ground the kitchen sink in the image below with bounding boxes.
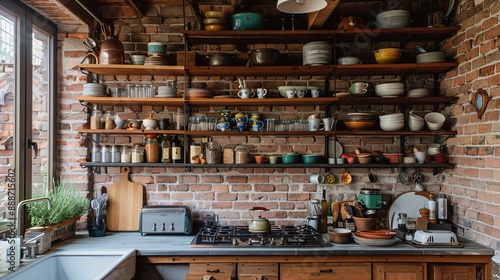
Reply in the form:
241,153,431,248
0,249,136,280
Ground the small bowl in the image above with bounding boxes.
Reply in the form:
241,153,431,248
337,56,361,65
130,54,146,65
302,154,322,164
205,24,227,31
328,228,352,244
281,153,300,164
380,121,404,131
383,153,403,164
353,217,376,231
374,48,402,64
357,156,372,164
424,112,445,130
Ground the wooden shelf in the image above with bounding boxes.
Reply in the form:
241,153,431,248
183,27,461,45
186,65,335,76
78,96,185,106
335,96,458,105
77,129,184,135
335,62,457,76
78,64,185,76
186,97,337,106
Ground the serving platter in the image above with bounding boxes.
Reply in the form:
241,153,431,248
388,191,431,229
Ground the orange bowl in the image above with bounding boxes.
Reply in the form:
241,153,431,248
355,230,396,239
344,120,376,130
205,24,227,31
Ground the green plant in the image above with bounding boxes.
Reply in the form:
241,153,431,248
29,181,88,227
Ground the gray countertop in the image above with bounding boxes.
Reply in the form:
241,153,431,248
52,231,494,257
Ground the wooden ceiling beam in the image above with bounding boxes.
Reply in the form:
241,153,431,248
55,0,98,27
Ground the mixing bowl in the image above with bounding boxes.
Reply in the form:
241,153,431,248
376,10,410,29
374,48,402,64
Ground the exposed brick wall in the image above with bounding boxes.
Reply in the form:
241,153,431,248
440,0,500,252
56,1,499,251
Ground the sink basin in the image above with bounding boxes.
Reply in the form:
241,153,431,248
0,250,136,280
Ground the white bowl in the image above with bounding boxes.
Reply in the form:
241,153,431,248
277,86,318,98
337,56,361,65
408,119,425,131
380,121,405,131
375,88,405,97
416,52,446,63
379,113,404,120
424,112,445,130
376,10,410,29
375,82,404,89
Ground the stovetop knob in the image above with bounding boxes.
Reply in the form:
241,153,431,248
232,238,239,245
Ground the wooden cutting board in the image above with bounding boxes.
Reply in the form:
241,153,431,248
107,167,144,231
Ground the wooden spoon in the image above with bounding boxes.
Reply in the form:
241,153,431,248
331,202,339,223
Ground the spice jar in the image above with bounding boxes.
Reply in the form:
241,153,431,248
235,145,250,164
206,141,222,164
121,145,132,163
144,135,160,163
223,144,236,164
104,111,116,130
90,109,102,129
131,144,145,163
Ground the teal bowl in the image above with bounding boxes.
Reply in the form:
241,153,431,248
281,153,300,164
302,154,322,164
232,12,264,30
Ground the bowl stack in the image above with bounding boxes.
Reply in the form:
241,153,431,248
83,83,107,96
375,83,404,97
408,112,425,131
379,112,405,131
407,88,429,98
344,113,376,130
129,53,146,65
376,10,410,29
157,86,178,97
145,42,168,65
204,11,227,31
416,51,445,63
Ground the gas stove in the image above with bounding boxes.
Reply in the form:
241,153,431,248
190,225,330,247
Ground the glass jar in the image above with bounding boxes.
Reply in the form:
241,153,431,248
104,111,116,130
144,136,160,163
190,143,202,163
101,145,111,163
111,145,121,163
235,145,250,164
121,145,132,163
90,110,102,129
205,141,222,164
223,144,236,164
91,144,102,162
174,107,185,130
131,144,145,163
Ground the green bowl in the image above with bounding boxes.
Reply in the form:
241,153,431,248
281,153,300,164
232,12,264,30
302,154,321,164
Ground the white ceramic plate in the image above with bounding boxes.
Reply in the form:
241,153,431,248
388,191,431,229
328,139,343,158
354,235,398,246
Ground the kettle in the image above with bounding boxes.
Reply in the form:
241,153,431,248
248,207,271,233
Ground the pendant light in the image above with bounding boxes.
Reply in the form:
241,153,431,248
277,0,328,14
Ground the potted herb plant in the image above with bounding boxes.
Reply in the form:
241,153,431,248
28,180,88,242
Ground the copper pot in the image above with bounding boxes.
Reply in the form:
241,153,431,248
100,35,125,64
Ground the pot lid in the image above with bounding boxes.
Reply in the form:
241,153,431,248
360,188,381,194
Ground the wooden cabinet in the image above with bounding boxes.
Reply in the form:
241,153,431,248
430,264,478,280
280,262,371,280
189,263,236,280
373,263,425,280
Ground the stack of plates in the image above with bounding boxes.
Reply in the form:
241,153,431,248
379,112,404,131
355,230,396,239
204,11,227,31
375,82,405,97
354,235,398,246
157,86,178,97
83,83,107,96
407,88,429,97
416,51,445,63
144,54,168,65
186,88,213,99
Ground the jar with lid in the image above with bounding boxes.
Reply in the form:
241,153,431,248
111,145,121,163
235,145,250,164
91,144,102,162
174,107,185,130
144,135,160,163
121,145,132,163
104,111,116,130
131,144,145,163
223,144,236,164
205,141,222,164
190,143,202,163
101,145,112,163
90,109,102,129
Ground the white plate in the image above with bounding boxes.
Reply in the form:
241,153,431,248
388,191,431,229
335,92,351,97
354,235,398,246
328,139,343,158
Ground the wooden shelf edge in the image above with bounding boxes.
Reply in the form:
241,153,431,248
78,64,185,76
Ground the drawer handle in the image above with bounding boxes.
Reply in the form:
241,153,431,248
206,269,220,273
319,269,333,273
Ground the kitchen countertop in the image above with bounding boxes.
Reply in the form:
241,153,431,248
52,231,494,257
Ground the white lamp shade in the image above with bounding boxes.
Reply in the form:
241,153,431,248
277,0,328,14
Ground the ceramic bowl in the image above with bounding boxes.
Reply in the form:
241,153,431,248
337,56,361,65
302,154,322,164
329,228,352,244
380,120,405,131
357,156,372,164
344,120,376,130
376,10,410,29
383,153,403,164
281,153,300,164
130,54,146,65
205,24,227,31
374,48,402,64
424,112,445,130
416,52,446,63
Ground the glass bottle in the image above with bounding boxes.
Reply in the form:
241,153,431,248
171,135,183,163
235,145,250,164
336,211,344,229
223,144,236,164
205,141,222,164
174,107,185,130
321,190,328,233
161,134,171,163
144,135,160,163
327,205,334,231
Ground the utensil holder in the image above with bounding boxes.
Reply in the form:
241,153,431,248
88,224,106,237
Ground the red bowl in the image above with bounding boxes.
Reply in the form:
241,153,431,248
355,230,396,239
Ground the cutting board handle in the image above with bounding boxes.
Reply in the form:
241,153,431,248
121,166,131,179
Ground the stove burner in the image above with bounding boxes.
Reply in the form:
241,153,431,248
190,225,330,247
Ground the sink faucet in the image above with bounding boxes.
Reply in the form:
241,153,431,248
15,197,51,238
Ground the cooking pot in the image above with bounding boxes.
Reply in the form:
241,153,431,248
232,12,264,30
207,53,237,66
247,48,279,66
248,207,271,233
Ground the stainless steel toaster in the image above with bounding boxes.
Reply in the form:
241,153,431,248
140,205,192,235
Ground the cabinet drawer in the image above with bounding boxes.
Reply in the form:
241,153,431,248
238,263,278,275
239,275,278,280
280,262,371,280
373,262,425,280
186,274,232,280
190,263,236,276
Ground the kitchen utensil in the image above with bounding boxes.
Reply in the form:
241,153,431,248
91,199,100,225
412,230,459,246
376,10,410,28
329,228,352,243
358,188,383,209
248,207,271,233
302,41,331,65
341,171,352,184
99,35,125,64
353,235,398,246
207,53,237,66
107,166,144,231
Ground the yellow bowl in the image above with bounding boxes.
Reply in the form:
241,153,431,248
374,48,401,64
205,11,225,19
205,24,227,31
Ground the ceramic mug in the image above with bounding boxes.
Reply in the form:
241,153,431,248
296,89,307,98
127,119,142,129
434,153,449,163
256,88,268,98
286,89,296,98
321,118,335,131
255,155,269,164
362,173,376,183
237,89,255,99
269,155,280,164
348,82,369,94
414,151,427,163
217,122,230,131
308,118,324,131
311,88,324,98
310,174,325,184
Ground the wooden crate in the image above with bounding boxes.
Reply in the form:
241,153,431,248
45,217,79,242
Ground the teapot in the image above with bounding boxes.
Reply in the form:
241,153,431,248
248,207,271,233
